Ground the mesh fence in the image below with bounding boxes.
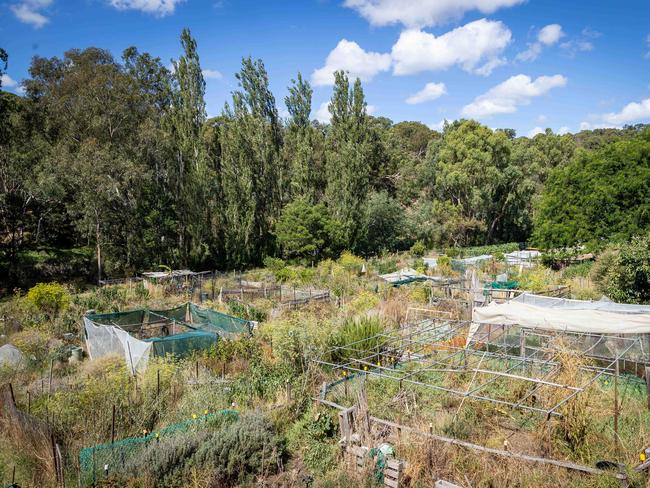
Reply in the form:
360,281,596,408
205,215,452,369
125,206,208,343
189,303,252,338
78,409,238,484
147,330,219,357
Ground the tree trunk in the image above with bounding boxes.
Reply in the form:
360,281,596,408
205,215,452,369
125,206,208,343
95,211,102,285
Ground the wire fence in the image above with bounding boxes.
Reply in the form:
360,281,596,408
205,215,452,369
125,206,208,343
78,409,238,485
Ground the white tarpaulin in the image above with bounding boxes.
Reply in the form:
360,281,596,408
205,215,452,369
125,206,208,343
512,292,650,314
504,250,540,268
84,317,152,374
471,294,650,336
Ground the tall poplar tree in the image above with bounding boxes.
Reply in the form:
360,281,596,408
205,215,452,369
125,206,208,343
167,29,214,265
219,57,283,266
283,73,324,201
325,71,371,249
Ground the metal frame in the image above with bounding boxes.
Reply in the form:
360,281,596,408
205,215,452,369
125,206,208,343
315,318,643,418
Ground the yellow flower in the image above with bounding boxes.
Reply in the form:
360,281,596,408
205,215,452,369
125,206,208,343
192,414,197,419
204,409,208,415
155,432,159,439
641,452,647,462
363,366,368,371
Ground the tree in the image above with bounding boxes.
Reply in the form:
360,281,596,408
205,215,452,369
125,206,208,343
534,128,650,248
167,29,215,266
275,198,341,261
282,73,325,201
592,234,650,303
425,120,518,245
219,57,283,266
325,72,371,249
358,191,406,255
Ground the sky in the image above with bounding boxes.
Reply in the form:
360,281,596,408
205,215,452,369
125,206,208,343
1,0,649,137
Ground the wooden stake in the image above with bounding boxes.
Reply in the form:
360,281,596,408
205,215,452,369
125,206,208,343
645,366,650,411
614,359,619,458
157,370,160,397
48,360,54,395
111,405,116,444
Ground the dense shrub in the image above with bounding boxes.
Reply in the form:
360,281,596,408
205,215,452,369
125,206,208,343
410,240,426,257
25,282,70,318
592,234,650,303
329,317,385,364
190,413,285,487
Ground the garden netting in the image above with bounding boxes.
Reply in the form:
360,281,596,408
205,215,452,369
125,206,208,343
78,409,238,485
84,303,252,372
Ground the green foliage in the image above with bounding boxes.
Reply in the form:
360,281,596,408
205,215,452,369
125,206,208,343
286,407,339,475
410,240,426,257
561,261,593,279
534,129,650,248
338,251,364,273
25,282,70,317
329,317,385,364
226,300,267,322
358,191,407,255
275,197,341,261
592,234,650,303
189,413,284,487
457,242,520,257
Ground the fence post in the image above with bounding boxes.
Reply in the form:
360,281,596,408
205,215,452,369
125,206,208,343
111,405,116,444
645,366,650,411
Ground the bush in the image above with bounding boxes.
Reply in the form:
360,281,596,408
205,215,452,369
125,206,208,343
410,240,426,257
329,317,385,364
189,413,285,487
25,282,70,318
338,251,364,273
592,234,650,303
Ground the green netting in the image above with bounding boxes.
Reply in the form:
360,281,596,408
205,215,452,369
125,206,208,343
150,303,187,323
189,303,252,337
78,409,238,484
88,310,146,330
488,280,519,290
146,330,219,357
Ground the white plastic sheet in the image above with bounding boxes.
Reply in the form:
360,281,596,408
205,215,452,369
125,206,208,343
84,318,152,374
471,295,650,335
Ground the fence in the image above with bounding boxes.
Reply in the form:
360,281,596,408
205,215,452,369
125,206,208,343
78,409,238,484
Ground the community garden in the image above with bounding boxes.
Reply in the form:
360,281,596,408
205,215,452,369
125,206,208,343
1,242,650,488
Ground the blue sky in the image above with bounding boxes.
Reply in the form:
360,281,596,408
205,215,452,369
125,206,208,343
1,0,649,137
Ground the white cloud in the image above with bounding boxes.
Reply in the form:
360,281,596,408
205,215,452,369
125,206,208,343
367,104,377,115
461,74,567,118
1,74,24,94
10,0,52,28
1,74,18,88
601,98,650,125
202,69,222,80
392,19,511,76
579,121,618,131
312,39,391,86
315,101,330,123
108,0,184,16
536,114,547,123
344,0,523,28
560,28,599,57
516,23,564,62
558,126,570,135
428,119,447,131
538,24,564,45
406,82,447,104
527,126,545,138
